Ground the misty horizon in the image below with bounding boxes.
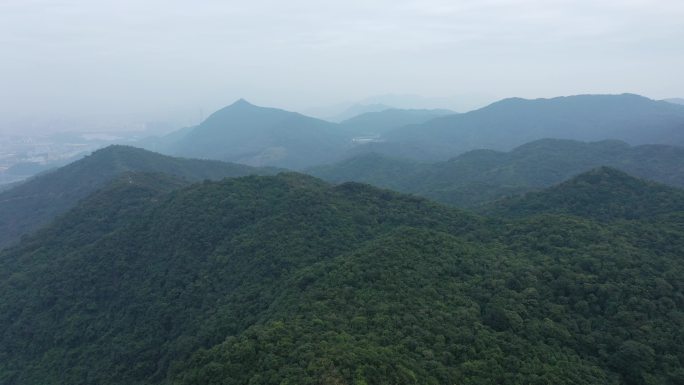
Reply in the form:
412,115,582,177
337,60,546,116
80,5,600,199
2,0,683,134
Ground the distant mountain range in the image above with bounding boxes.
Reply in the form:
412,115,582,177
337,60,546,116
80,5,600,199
140,100,455,169
362,93,684,160
138,94,684,168
163,99,349,169
0,145,276,249
2,169,683,384
6,93,684,245
664,98,684,105
309,138,684,207
326,103,394,122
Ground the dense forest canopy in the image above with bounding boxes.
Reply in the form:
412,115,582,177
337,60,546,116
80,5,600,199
1,171,683,384
1,94,683,385
0,145,276,249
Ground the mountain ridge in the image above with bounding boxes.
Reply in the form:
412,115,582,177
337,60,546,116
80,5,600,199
1,171,683,384
309,138,684,207
167,100,349,169
373,93,684,160
0,145,276,249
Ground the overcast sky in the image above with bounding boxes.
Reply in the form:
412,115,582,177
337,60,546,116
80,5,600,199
1,0,683,131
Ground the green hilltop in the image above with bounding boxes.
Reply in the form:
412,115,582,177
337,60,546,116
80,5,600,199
483,167,684,221
0,145,276,249
166,99,349,170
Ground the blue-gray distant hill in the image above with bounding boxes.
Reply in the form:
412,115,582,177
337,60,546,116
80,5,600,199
142,100,456,169
0,145,276,249
164,99,349,170
309,138,684,207
665,98,684,106
326,103,393,122
366,94,684,160
339,108,455,136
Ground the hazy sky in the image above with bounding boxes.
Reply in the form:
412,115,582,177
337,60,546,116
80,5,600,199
1,0,683,131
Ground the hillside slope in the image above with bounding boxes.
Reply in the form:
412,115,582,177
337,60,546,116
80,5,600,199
1,172,683,384
310,139,684,207
168,99,349,169
482,167,684,221
0,145,275,249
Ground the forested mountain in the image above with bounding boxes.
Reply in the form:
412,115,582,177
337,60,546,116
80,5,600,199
164,99,349,169
1,172,683,384
339,108,454,136
309,138,684,207
0,145,275,249
483,167,684,221
366,94,684,160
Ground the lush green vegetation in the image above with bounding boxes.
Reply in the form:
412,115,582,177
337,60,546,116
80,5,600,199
1,170,683,384
483,167,684,221
370,94,684,160
309,138,684,207
0,145,276,249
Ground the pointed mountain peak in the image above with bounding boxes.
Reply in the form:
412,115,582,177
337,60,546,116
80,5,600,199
230,98,255,107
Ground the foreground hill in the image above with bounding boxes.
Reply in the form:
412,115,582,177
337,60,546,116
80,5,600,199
1,172,683,384
372,94,684,160
165,99,349,169
0,145,275,249
310,139,684,207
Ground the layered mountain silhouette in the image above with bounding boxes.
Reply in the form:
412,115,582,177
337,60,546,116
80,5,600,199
309,138,684,207
339,108,454,136
162,99,349,169
0,145,276,249
484,167,684,221
1,171,683,384
362,94,684,160
139,94,684,168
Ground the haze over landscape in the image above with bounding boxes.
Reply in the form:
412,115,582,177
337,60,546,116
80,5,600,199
1,1,684,385
2,0,684,132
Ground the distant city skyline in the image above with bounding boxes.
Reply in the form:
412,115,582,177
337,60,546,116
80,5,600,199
1,0,683,133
